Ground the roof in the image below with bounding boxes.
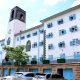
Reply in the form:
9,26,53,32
0,39,5,42
40,4,80,22
12,6,26,13
14,24,43,36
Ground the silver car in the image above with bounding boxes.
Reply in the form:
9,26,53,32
14,72,35,80
1,76,16,80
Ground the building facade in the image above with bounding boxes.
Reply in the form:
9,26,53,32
0,5,80,63
0,4,80,80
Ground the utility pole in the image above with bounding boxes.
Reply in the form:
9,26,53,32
43,30,46,60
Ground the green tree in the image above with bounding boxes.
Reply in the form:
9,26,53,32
3,45,29,65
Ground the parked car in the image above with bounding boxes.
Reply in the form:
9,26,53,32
14,72,35,80
0,77,3,80
1,76,16,80
33,73,46,80
47,74,64,80
33,73,64,80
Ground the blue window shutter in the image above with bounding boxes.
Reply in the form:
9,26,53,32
59,30,61,35
32,44,34,48
70,41,73,46
64,30,66,34
73,14,76,19
75,26,78,31
69,28,72,32
78,40,80,45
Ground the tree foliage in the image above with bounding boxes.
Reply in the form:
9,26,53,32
3,45,29,65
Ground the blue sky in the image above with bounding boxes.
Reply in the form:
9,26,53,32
0,0,80,40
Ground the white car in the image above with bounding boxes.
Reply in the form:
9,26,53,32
32,73,47,80
1,76,16,80
14,72,35,80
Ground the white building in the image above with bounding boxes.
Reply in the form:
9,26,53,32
1,5,80,63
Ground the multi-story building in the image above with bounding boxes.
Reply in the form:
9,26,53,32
1,4,80,80
1,5,80,63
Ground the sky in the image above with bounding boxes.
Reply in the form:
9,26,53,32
0,0,80,40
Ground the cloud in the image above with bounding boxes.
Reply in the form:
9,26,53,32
31,21,42,27
71,0,80,7
29,0,37,3
38,8,47,14
43,0,64,6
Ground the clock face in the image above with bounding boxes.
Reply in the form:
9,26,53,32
7,37,11,45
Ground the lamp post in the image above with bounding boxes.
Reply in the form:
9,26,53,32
38,29,40,64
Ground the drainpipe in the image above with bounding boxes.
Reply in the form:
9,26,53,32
43,30,46,60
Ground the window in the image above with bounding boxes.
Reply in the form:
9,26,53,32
1,42,4,46
27,34,31,38
11,10,14,19
39,29,44,33
17,37,19,41
26,40,31,52
74,52,80,59
48,55,53,61
25,73,35,77
20,14,23,20
32,55,37,60
60,53,65,58
69,14,76,21
20,36,25,40
48,44,54,50
7,37,10,45
46,33,53,38
47,23,53,28
58,41,65,48
70,39,80,46
32,42,37,48
33,31,37,36
59,29,66,36
39,41,43,46
57,19,63,25
69,26,78,32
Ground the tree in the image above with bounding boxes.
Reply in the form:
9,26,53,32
3,45,29,65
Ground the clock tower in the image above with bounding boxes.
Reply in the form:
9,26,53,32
5,6,26,47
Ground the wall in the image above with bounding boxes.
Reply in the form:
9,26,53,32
0,63,80,79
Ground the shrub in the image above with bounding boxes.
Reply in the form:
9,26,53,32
57,58,66,63
42,60,50,64
31,60,37,64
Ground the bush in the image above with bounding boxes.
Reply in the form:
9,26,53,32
31,60,37,64
57,58,66,63
42,60,50,64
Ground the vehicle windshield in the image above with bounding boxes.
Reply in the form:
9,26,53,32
2,78,11,80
